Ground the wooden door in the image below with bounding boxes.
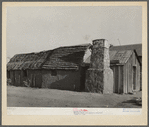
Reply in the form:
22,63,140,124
114,66,119,93
133,66,136,90
35,74,42,88
80,66,89,91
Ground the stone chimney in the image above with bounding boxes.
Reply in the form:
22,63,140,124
85,39,113,94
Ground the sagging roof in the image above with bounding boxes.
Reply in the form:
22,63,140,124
7,43,91,70
110,44,142,56
7,50,52,71
84,50,134,65
42,44,91,70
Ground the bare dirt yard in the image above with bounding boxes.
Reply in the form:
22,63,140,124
7,86,142,108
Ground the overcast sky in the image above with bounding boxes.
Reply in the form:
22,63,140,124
6,6,142,59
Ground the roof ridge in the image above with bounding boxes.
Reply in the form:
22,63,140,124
55,43,91,49
112,43,142,47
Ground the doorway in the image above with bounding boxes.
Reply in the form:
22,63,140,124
35,74,42,88
80,65,89,91
133,66,136,90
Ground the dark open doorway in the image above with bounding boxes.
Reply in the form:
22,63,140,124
133,66,136,90
35,74,42,88
80,65,89,91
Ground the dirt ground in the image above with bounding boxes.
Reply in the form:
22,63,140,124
7,86,142,108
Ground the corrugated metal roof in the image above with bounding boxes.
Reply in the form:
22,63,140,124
110,44,142,56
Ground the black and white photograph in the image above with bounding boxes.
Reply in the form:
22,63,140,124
2,1,147,125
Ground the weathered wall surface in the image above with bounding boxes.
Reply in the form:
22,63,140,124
8,69,82,91
85,39,113,94
9,71,15,85
103,68,114,94
85,69,103,93
110,52,141,94
42,69,81,91
122,52,140,93
27,69,42,88
138,56,142,90
110,65,123,94
9,70,22,86
133,52,141,91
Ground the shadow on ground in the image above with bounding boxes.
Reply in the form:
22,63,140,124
122,97,142,106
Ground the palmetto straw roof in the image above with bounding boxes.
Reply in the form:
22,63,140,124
7,50,52,71
7,44,91,70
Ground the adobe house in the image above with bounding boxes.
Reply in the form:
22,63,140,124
7,39,141,94
7,44,92,91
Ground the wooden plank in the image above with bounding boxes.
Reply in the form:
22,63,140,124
128,56,133,93
136,61,140,91
118,66,120,93
111,66,115,93
126,63,129,93
127,60,130,93
30,74,33,87
120,66,123,93
130,57,133,92
115,66,118,93
113,66,115,93
123,66,126,93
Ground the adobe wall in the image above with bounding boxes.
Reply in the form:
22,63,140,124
41,69,81,91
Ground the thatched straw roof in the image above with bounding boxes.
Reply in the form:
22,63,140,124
7,44,91,70
42,44,91,70
7,50,52,71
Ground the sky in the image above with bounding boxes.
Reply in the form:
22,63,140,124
6,6,142,59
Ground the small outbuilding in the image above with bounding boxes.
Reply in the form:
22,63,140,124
109,50,141,93
7,44,92,91
110,44,142,90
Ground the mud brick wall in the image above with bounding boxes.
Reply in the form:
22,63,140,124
41,69,81,91
85,39,113,94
